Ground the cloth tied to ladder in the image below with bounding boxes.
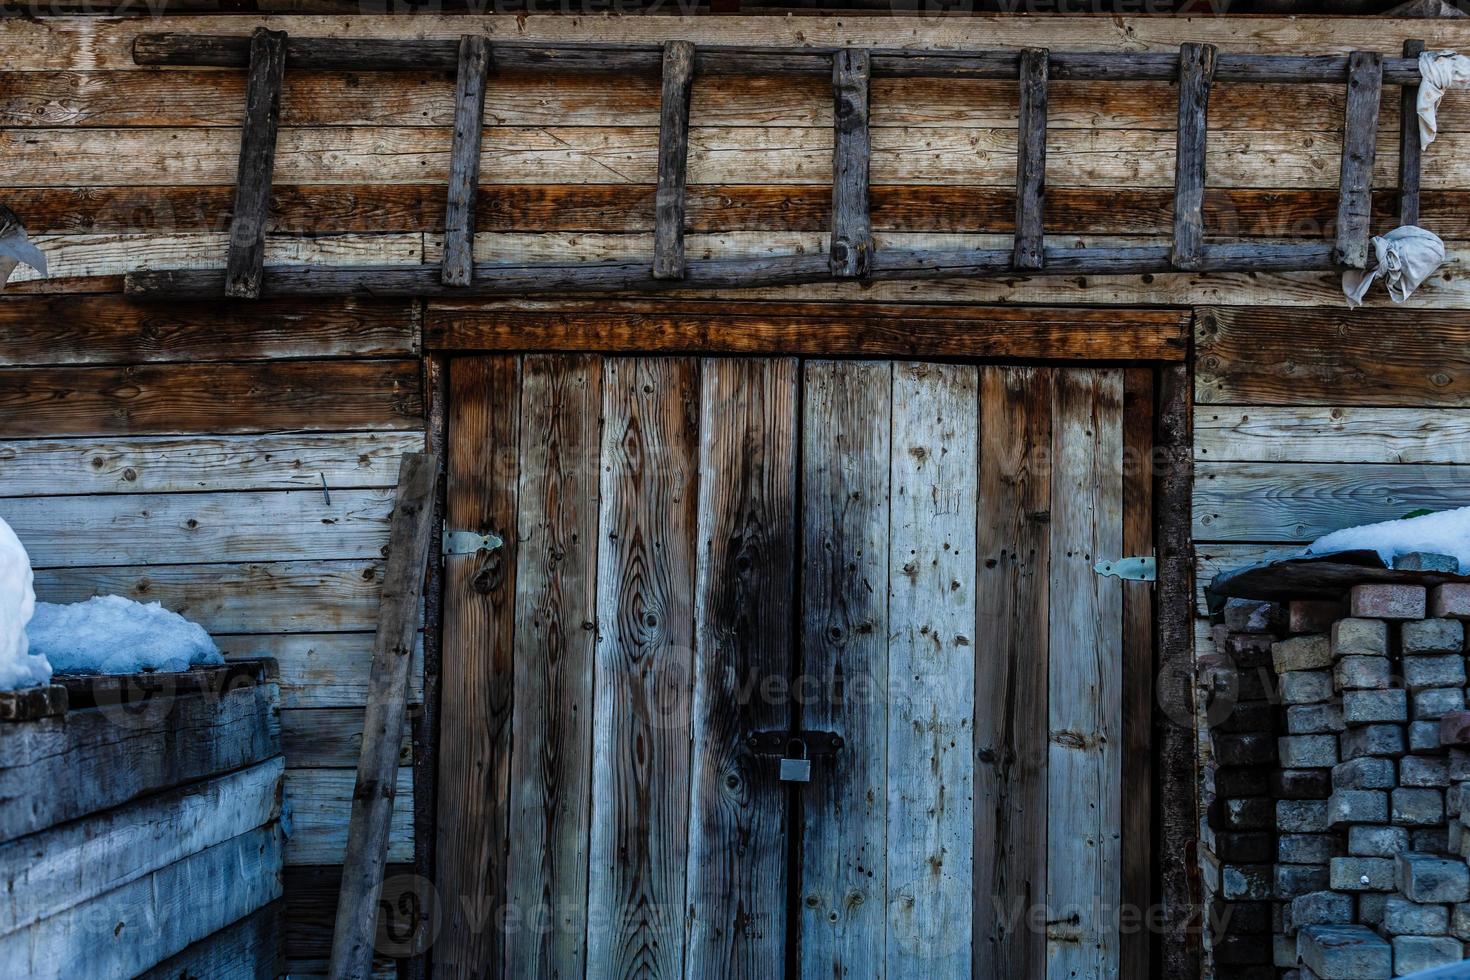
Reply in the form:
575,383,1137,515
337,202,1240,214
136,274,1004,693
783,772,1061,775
1341,225,1445,308
1418,51,1470,149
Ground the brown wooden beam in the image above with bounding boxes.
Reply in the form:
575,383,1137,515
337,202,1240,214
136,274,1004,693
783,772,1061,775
1400,39,1426,227
1012,48,1048,272
1334,51,1384,269
442,35,491,287
830,48,872,279
1171,43,1217,272
652,40,696,281
223,27,286,300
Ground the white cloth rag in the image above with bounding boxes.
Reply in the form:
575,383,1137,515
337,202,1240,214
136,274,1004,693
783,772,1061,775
1419,51,1470,149
1341,225,1445,308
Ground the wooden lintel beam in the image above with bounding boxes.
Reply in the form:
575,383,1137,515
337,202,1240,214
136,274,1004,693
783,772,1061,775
1171,42,1217,271
653,41,696,281
830,48,873,279
442,35,491,287
1334,51,1384,269
1400,39,1426,227
1012,48,1048,272
223,27,286,300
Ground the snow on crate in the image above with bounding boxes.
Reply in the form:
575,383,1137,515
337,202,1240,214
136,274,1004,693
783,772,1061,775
0,515,51,692
1308,506,1470,573
27,595,224,676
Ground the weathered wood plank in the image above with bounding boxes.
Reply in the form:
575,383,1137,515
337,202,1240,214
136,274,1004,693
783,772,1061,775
0,757,283,935
798,359,889,980
436,356,519,979
830,49,872,278
685,356,797,980
1013,48,1048,271
1196,405,1470,464
1401,39,1427,226
284,768,412,866
280,706,414,768
3,489,393,569
1172,43,1217,271
0,360,423,438
137,899,284,980
974,366,1052,980
442,35,491,287
0,684,67,722
0,825,283,980
505,354,601,980
652,40,695,280
1046,369,1123,980
283,863,413,969
1196,306,1470,406
224,28,287,300
0,684,280,843
587,356,700,979
1196,543,1285,615
1334,51,1384,269
885,361,976,979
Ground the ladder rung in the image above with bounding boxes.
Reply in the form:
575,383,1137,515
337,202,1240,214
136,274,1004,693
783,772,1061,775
653,41,696,281
1399,39,1426,228
442,35,491,288
224,27,287,300
830,48,873,279
1013,48,1048,271
1171,43,1217,272
1334,51,1384,270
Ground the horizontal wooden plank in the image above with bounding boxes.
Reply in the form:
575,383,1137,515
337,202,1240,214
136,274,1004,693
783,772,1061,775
0,757,282,935
0,359,423,437
283,767,412,865
427,303,1188,360
220,632,423,709
0,684,280,842
34,559,389,634
0,431,424,496
1196,407,1470,464
137,899,283,980
280,706,414,768
283,862,412,967
0,294,418,366
1197,307,1470,406
1194,543,1295,614
1194,462,1470,542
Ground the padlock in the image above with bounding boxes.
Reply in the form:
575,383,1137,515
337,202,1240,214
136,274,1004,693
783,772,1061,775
778,738,812,783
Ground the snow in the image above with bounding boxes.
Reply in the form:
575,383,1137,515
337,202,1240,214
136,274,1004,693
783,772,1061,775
27,594,224,676
0,516,51,691
1307,506,1470,572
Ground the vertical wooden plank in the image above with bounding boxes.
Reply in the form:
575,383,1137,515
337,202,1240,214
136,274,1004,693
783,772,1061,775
974,366,1052,980
830,49,873,279
652,41,696,281
886,362,977,980
1334,51,1384,270
442,35,491,287
798,359,889,980
505,355,602,980
435,355,520,980
223,27,286,300
1171,43,1217,272
1120,369,1155,980
684,357,798,979
587,357,700,980
1400,39,1427,228
1013,49,1048,272
1046,369,1123,980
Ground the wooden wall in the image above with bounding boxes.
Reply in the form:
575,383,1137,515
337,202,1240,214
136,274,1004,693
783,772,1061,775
6,11,1470,977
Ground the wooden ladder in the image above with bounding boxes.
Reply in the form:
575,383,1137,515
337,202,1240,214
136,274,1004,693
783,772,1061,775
125,31,1429,300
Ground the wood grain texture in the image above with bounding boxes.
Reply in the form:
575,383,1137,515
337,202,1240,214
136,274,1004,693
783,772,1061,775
1334,51,1384,269
652,40,695,280
436,356,519,979
885,361,977,979
286,767,412,865
798,359,889,980
442,35,490,287
1195,405,1470,464
587,356,700,980
137,898,283,980
1045,368,1124,980
225,28,287,299
505,354,601,980
1171,43,1217,271
280,706,413,768
1401,39,1427,226
830,49,872,278
974,366,1052,980
684,356,797,980
1013,48,1048,271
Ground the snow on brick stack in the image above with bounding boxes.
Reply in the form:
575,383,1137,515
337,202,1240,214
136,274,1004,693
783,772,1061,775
1204,567,1470,979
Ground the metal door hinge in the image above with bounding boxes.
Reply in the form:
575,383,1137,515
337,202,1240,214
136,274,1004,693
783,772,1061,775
442,529,504,558
1093,556,1155,582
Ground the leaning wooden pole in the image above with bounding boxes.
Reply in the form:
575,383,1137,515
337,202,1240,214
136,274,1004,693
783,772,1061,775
329,453,439,980
223,27,286,300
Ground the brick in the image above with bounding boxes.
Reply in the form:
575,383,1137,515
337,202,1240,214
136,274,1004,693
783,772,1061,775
1219,900,1272,935
1383,895,1450,937
1448,782,1467,816
1217,732,1280,766
1343,689,1409,724
1223,863,1277,901
1219,831,1278,864
1216,766,1272,797
1350,584,1427,620
1280,834,1342,865
1288,890,1355,935
1414,687,1467,721
1450,749,1470,780
1360,893,1390,928
1279,735,1340,769
1335,656,1393,692
1297,924,1392,978
1451,903,1470,941
1410,720,1442,752
1292,600,1348,635
1274,635,1333,673
1289,704,1346,735
1394,551,1461,573
1224,797,1275,830
1402,618,1466,655
1274,933,1297,968
1216,700,1281,734
1279,799,1332,833
1222,631,1279,668
1334,757,1397,790
1216,932,1273,965
1277,863,1331,899
1330,856,1397,891
1440,710,1470,748
1397,853,1470,903
1225,597,1287,634
1282,670,1335,705
1412,827,1451,855
1274,768,1334,800
1332,618,1391,657
1401,755,1450,787
1431,583,1470,620
1392,788,1446,826
1349,824,1410,857
1341,724,1407,760
1391,935,1462,974
1329,790,1390,827
1403,653,1468,690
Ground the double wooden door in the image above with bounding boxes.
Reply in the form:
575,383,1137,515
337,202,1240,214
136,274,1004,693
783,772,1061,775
436,355,1153,980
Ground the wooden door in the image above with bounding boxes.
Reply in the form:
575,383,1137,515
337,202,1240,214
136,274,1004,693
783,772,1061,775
436,356,1152,980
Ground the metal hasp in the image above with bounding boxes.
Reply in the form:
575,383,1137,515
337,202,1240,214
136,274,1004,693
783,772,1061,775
442,529,504,557
1094,555,1157,582
746,729,845,759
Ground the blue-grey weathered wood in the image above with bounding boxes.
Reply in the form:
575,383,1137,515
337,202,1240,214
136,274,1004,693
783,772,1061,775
1335,51,1384,269
442,36,491,287
830,49,872,278
223,27,286,300
1013,48,1048,271
1171,43,1217,271
653,41,696,280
